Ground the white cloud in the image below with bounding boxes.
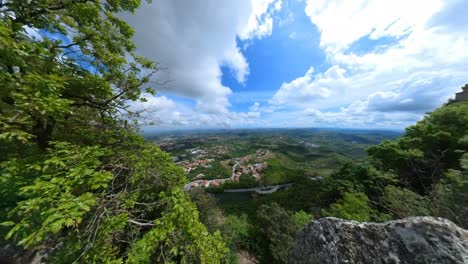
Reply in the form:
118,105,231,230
123,0,468,129
365,79,448,113
263,0,468,128
239,0,283,40
249,102,261,111
270,66,342,106
120,0,283,128
131,94,262,128
223,46,250,84
23,26,43,41
122,0,254,114
130,95,189,126
305,0,444,53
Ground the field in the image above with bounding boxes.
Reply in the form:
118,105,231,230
146,128,401,186
144,128,402,218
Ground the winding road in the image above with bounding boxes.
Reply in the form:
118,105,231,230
184,153,292,195
223,183,293,194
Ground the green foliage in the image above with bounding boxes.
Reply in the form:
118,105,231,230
127,189,228,264
0,1,228,262
327,161,397,199
222,214,251,251
0,139,227,262
368,101,468,194
0,0,157,149
188,160,231,180
381,186,431,218
3,142,112,247
291,210,313,230
189,188,226,233
322,192,375,222
431,153,468,228
221,173,258,189
258,177,333,213
255,203,296,264
263,154,303,185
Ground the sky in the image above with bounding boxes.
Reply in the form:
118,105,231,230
121,0,468,130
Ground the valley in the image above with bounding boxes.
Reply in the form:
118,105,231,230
148,128,401,198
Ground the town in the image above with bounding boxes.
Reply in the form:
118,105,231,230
179,148,270,189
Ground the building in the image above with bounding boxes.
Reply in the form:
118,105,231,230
455,84,468,102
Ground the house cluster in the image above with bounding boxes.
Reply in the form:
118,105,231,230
177,158,214,173
182,148,272,190
233,162,267,181
235,149,270,163
189,148,207,155
184,178,228,189
211,145,229,155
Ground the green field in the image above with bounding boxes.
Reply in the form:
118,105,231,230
150,128,401,185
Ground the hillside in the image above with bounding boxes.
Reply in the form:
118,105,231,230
0,0,467,263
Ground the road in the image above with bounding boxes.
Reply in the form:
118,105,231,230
184,157,293,194
223,183,293,194
184,161,239,190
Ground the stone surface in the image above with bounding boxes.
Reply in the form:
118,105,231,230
0,243,44,264
289,217,468,264
455,84,468,102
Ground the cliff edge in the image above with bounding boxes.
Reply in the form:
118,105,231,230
289,217,468,264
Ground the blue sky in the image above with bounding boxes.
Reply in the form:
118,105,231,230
122,0,468,130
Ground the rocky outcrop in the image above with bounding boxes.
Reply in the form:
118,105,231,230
0,243,44,264
289,217,468,264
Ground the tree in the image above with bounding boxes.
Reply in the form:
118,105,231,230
0,0,157,151
368,101,468,194
322,192,375,222
291,210,313,230
223,214,250,249
380,185,430,218
0,0,227,262
431,152,468,228
327,161,396,200
222,213,251,263
255,203,296,264
189,188,226,233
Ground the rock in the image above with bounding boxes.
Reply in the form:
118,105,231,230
0,243,45,264
289,217,468,264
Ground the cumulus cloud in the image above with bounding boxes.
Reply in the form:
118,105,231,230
131,94,262,128
121,0,255,114
120,0,282,128
123,0,467,129
239,0,283,40
129,95,188,126
263,0,468,128
270,66,343,106
224,46,250,84
365,78,448,113
305,0,443,53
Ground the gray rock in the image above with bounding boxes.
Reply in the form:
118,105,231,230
0,243,45,264
289,217,468,264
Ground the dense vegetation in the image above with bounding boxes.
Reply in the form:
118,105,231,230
188,161,231,180
0,1,226,263
1,1,466,264
191,100,468,263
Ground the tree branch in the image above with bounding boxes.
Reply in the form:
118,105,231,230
127,219,155,227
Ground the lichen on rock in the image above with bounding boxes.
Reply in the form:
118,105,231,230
289,217,468,264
